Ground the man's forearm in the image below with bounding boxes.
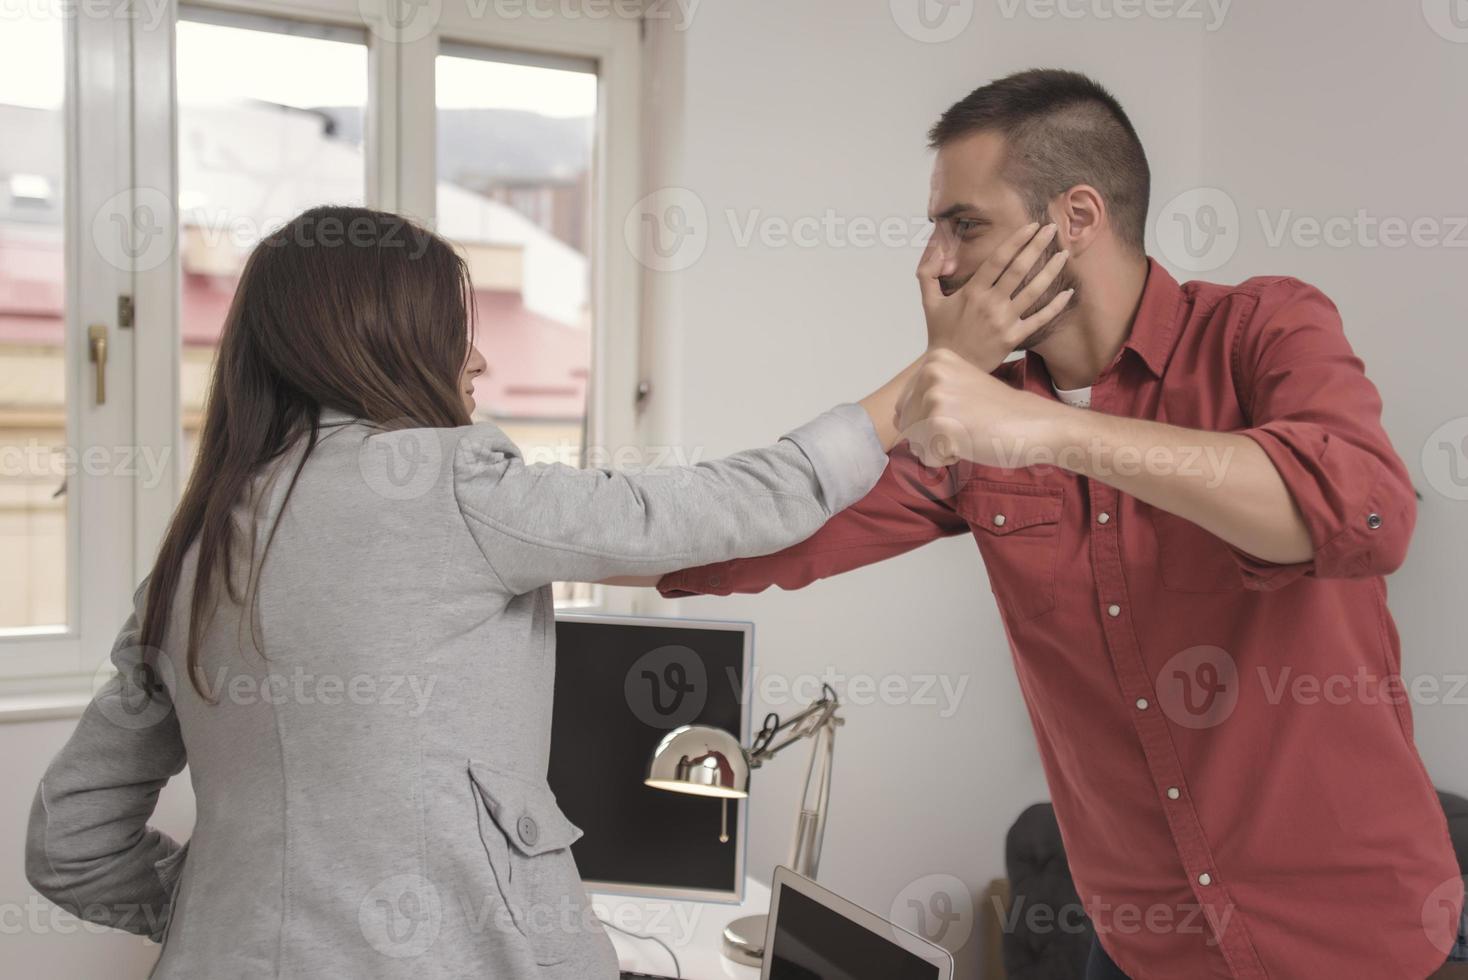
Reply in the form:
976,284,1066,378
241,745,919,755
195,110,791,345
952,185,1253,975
1043,408,1314,564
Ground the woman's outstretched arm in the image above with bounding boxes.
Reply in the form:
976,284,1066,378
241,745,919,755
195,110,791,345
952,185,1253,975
452,361,920,596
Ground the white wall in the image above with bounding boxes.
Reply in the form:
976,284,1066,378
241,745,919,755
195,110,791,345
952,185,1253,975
639,1,1466,976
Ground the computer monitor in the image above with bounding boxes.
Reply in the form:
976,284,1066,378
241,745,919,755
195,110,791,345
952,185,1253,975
548,612,752,903
762,866,956,980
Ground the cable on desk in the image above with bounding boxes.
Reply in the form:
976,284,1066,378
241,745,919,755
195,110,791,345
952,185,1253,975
595,912,682,978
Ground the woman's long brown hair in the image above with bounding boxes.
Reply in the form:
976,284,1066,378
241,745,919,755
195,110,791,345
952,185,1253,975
141,206,476,699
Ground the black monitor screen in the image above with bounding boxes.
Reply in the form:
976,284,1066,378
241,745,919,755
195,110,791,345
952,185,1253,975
767,884,942,980
548,617,747,895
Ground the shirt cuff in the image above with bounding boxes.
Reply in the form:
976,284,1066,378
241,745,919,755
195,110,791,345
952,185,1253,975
658,560,735,598
779,402,887,516
1238,422,1410,581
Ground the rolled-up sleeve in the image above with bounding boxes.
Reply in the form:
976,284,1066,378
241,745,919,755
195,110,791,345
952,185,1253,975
1231,280,1416,587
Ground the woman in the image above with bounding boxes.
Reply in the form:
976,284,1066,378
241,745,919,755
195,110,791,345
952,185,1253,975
24,206,914,978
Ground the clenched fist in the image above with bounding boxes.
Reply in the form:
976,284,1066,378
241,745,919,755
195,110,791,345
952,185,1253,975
895,348,1070,469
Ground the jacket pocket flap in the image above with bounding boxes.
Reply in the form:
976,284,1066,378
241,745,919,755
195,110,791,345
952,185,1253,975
954,480,1063,535
469,761,583,857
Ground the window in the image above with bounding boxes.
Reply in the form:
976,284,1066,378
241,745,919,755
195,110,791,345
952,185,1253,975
435,45,600,606
0,4,68,631
0,0,137,682
1,0,642,688
175,8,369,472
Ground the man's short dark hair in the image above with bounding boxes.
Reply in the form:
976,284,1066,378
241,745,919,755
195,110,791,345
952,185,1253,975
928,69,1150,253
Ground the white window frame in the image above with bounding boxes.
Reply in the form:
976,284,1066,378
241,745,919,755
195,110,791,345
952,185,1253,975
0,11,142,700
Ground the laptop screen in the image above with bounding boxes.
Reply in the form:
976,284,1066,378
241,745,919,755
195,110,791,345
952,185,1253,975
766,882,943,980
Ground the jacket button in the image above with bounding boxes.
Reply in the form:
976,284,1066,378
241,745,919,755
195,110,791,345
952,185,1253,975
992,514,1007,527
517,815,539,847
1366,513,1382,529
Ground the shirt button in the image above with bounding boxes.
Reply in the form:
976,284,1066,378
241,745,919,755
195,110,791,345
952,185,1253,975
1197,872,1213,887
1097,512,1110,525
517,815,540,847
992,514,1007,527
1107,604,1121,617
1366,513,1382,529
1135,697,1149,710
709,573,724,587
1167,787,1181,800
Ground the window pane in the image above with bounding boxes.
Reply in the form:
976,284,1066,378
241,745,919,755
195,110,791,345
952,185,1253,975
0,3,67,630
435,49,598,606
175,10,368,473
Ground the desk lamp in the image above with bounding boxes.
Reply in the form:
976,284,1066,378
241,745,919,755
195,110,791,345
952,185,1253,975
644,683,844,966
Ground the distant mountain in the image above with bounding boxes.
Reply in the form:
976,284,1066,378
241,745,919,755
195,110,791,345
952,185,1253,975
317,106,593,187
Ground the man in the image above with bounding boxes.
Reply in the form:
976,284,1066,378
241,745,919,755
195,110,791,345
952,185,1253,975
657,70,1464,979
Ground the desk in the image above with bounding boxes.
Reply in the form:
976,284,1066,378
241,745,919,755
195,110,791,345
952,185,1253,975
592,879,770,979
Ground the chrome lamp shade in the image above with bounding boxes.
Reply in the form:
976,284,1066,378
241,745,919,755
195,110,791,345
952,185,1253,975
644,724,750,798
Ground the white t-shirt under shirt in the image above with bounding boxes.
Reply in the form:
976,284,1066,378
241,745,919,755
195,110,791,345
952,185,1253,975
1053,383,1092,409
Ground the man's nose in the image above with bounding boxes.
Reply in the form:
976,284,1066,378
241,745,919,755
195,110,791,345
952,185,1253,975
929,227,960,274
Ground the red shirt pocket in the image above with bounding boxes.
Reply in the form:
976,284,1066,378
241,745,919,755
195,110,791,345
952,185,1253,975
953,479,1065,622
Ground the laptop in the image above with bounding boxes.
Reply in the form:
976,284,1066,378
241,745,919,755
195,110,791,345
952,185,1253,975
760,866,956,980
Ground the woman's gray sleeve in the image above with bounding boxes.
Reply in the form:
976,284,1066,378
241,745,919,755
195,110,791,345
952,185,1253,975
25,580,188,941
452,403,888,595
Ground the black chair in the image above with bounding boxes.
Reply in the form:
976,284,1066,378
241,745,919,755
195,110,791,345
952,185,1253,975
1001,802,1093,979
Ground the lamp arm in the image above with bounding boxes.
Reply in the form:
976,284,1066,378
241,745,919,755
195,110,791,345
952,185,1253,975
787,711,837,879
735,684,844,883
747,686,842,767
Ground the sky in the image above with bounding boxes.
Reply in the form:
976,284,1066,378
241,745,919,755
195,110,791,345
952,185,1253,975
0,17,64,110
0,12,597,119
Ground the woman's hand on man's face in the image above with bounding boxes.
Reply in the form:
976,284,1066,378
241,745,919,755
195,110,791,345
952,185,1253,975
917,220,1073,372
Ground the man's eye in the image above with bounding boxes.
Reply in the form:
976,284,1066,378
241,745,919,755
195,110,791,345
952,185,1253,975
955,219,982,236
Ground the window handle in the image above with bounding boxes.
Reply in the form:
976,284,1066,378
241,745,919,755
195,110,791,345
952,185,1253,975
88,324,108,405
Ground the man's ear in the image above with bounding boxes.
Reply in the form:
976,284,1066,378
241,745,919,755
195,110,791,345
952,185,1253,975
1050,185,1106,255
